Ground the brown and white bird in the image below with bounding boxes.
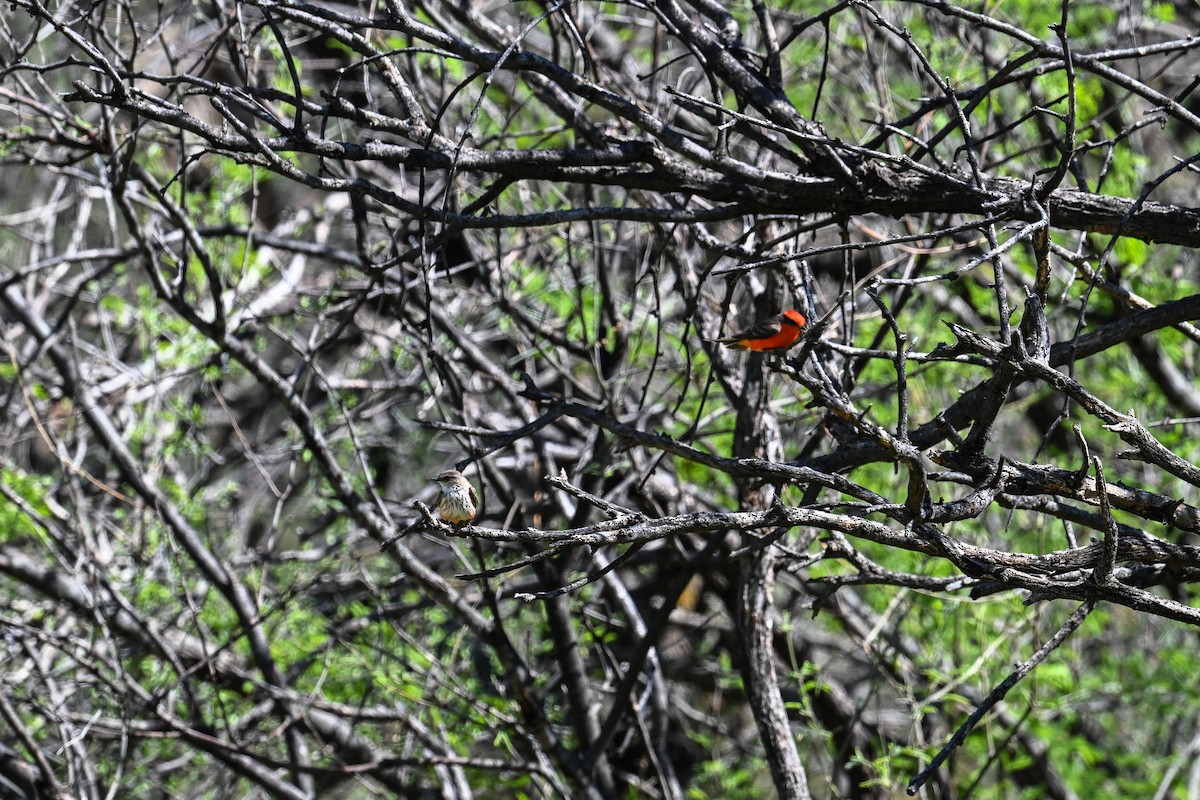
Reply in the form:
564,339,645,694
431,469,479,525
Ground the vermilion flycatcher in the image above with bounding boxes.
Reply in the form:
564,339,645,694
712,309,806,351
432,469,479,524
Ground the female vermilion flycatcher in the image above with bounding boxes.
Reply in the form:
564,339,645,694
712,309,806,351
432,469,479,524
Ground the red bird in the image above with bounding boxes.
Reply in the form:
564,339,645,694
712,310,806,352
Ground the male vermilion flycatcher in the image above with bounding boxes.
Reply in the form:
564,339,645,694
432,469,479,524
712,309,806,351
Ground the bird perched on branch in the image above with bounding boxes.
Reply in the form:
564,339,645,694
431,469,479,525
711,309,806,352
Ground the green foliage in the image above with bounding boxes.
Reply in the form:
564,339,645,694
1149,2,1176,22
0,469,54,542
686,754,769,799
